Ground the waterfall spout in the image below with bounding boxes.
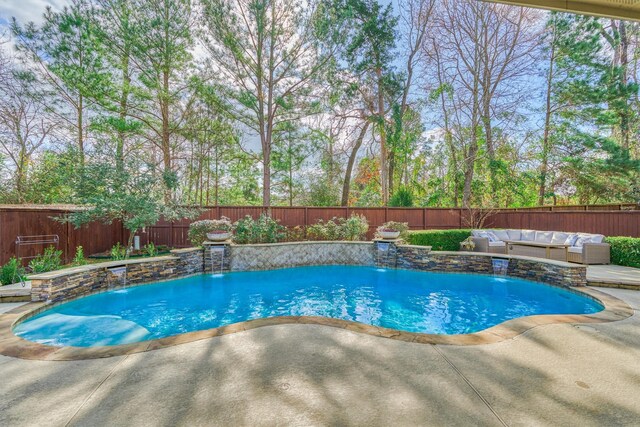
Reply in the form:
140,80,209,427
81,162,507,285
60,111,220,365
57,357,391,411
492,258,509,276
107,266,127,289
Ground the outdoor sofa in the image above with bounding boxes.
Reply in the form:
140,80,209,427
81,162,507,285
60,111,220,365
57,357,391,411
470,229,610,265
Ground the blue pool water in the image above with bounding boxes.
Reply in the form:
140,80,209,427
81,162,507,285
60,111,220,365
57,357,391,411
14,266,602,347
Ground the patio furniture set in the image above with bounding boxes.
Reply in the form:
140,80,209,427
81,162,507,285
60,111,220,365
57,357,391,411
470,229,610,265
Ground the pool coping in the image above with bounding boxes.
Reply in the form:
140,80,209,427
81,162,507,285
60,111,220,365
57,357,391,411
0,286,632,361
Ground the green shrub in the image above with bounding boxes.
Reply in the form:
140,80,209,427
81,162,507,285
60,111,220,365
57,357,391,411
341,214,369,241
72,246,87,266
143,242,159,257
110,242,127,261
0,257,26,285
307,218,342,240
389,187,414,207
605,236,640,268
407,229,472,251
188,217,233,246
306,214,369,241
233,214,286,244
29,246,63,273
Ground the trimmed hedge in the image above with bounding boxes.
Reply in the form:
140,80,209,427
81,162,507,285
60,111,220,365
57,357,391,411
407,229,471,251
605,236,640,268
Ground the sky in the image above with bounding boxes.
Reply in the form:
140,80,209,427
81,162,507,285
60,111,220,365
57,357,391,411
0,0,69,25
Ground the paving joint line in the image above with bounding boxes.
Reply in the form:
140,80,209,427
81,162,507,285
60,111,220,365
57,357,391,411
432,344,509,427
64,355,130,427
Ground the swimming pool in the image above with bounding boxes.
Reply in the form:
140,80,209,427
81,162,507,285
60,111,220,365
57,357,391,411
14,266,602,347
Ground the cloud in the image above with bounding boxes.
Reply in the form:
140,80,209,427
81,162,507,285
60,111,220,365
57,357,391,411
0,0,70,26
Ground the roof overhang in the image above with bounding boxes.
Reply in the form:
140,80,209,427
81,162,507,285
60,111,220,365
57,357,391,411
485,0,640,21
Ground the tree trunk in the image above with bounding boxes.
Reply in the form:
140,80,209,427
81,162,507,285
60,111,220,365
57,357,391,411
341,123,369,206
539,35,556,206
376,68,389,205
78,95,84,168
116,45,131,176
161,69,172,203
262,144,271,207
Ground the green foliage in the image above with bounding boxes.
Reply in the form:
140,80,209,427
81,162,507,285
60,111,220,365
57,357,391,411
0,257,26,286
306,214,369,241
233,214,286,244
72,246,87,266
605,237,640,268
341,214,370,241
29,246,63,273
60,157,199,257
188,218,233,246
143,242,158,257
389,187,414,207
550,14,640,202
110,243,126,261
407,229,472,251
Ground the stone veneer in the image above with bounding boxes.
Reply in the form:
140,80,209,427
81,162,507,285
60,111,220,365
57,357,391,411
28,241,588,304
29,248,203,303
391,243,587,287
229,241,374,271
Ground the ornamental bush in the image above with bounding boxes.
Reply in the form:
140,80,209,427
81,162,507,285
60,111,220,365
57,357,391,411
407,229,472,251
233,214,286,244
605,236,640,268
341,214,369,241
72,246,87,266
306,214,369,241
188,217,233,246
0,257,26,285
29,246,63,273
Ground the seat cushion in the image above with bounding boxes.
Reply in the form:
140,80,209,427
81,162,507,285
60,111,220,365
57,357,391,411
488,241,506,247
567,246,583,254
485,231,499,242
589,234,605,244
520,230,535,241
564,234,579,246
474,231,495,242
506,229,522,240
575,233,605,247
534,231,554,243
551,232,569,244
492,229,510,241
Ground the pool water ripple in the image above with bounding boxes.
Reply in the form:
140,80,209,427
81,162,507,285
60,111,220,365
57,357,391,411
14,266,602,347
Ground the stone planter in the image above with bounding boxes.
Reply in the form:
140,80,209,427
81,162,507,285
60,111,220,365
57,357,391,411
379,230,401,240
207,232,231,242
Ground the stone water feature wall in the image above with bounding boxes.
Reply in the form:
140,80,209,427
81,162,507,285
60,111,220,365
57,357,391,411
203,242,232,274
229,241,375,271
29,248,204,303
388,242,587,287
28,241,588,304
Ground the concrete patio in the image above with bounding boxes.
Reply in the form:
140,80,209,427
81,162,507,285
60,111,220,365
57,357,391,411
0,286,638,426
587,265,640,290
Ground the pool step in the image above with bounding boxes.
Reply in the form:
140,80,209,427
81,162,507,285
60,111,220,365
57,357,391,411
0,288,31,303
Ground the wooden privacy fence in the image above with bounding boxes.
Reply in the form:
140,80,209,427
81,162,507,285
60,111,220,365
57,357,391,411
139,206,467,249
1,205,639,265
0,207,123,266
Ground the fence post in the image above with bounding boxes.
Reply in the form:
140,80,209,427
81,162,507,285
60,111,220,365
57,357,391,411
66,220,72,264
423,209,427,230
